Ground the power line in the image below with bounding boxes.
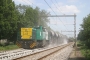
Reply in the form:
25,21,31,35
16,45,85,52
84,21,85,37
22,0,30,5
44,0,69,31
51,0,68,24
54,0,74,27
21,0,70,34
21,0,27,4
51,0,67,26
22,0,69,31
51,0,63,14
44,0,64,31
27,0,37,7
22,1,55,31
54,0,63,12
44,0,56,14
21,0,37,7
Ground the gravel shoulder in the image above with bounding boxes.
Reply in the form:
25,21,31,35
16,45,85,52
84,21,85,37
68,47,86,60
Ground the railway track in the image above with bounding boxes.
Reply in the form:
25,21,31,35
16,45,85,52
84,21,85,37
14,42,74,60
0,42,74,60
0,48,48,60
0,43,63,60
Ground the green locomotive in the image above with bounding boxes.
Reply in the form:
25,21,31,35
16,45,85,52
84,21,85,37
16,26,49,49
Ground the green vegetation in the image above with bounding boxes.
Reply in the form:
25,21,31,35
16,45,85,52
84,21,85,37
0,0,51,45
77,41,90,60
0,0,17,40
0,45,19,51
77,14,90,60
81,48,90,60
77,14,90,48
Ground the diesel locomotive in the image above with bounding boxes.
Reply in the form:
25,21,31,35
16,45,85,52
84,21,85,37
16,26,64,49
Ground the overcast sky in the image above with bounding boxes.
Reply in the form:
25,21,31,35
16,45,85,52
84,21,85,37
13,0,90,37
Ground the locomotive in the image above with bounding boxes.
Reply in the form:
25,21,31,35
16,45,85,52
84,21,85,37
16,26,64,49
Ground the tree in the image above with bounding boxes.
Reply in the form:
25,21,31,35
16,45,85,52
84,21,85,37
16,5,50,28
77,14,90,48
0,0,17,40
35,7,50,27
77,30,84,41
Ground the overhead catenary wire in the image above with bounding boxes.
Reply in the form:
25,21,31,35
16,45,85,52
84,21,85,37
54,0,74,31
50,0,68,25
51,0,63,14
54,0,63,12
22,0,37,7
44,0,69,31
51,0,68,25
21,0,71,35
27,0,37,7
22,0,68,29
54,0,70,25
22,0,30,5
26,0,61,32
50,0,68,26
44,0,56,15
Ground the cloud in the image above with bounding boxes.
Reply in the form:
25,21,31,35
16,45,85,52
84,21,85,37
60,5,80,13
13,0,34,5
67,0,78,3
48,2,80,14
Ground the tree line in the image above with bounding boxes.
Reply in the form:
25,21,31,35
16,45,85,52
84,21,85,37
0,0,50,43
77,14,90,48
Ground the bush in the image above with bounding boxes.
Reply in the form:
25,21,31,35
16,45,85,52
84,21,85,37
81,46,90,60
0,39,9,46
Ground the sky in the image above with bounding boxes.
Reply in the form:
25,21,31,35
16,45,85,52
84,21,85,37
13,0,90,38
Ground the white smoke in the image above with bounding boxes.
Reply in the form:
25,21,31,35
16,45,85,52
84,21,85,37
63,39,68,44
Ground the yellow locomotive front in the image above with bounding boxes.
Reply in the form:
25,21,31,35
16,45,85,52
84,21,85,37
16,28,36,49
21,28,32,39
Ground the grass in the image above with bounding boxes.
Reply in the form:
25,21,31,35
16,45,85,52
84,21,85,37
77,41,90,60
81,46,90,60
0,45,19,51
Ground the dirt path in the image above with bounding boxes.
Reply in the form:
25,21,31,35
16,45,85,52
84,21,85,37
68,47,86,60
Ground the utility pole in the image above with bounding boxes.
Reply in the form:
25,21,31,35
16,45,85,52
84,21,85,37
74,14,77,56
58,14,76,55
74,14,76,40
